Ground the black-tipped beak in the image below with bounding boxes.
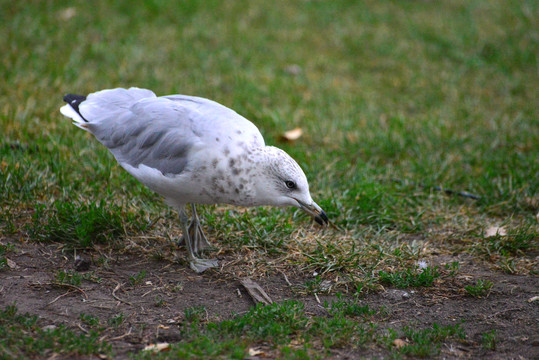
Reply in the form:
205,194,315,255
296,199,329,226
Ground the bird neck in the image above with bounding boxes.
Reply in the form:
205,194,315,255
245,147,283,207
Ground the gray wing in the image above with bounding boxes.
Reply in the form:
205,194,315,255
77,88,264,176
163,94,265,149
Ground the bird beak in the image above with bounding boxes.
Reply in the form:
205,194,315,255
296,199,329,226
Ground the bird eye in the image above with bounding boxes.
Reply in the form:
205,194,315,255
285,180,296,189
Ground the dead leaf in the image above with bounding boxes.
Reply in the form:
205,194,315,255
288,339,304,348
143,343,170,353
59,7,76,21
393,338,407,348
248,348,264,356
280,128,303,142
485,226,507,237
528,296,539,303
7,258,18,269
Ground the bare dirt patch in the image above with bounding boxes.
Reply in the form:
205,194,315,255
1,240,538,359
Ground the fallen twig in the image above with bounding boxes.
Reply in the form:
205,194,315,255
391,178,480,200
240,278,273,305
109,327,133,341
112,282,132,305
47,290,75,306
77,323,89,333
488,307,521,318
31,282,88,301
280,271,292,287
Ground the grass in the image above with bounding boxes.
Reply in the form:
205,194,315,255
0,243,14,271
379,266,441,288
473,225,538,274
0,305,111,359
135,299,464,359
0,300,466,359
476,226,537,257
80,313,101,328
129,270,147,285
108,313,125,328
482,330,497,351
29,200,151,249
464,279,494,298
383,323,466,358
55,269,102,286
0,0,537,358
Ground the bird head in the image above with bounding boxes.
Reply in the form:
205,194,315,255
254,146,329,225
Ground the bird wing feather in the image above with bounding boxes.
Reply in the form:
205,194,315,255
76,88,264,176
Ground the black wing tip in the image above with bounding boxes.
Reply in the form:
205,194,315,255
63,93,86,106
63,93,88,122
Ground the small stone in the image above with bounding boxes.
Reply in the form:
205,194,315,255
74,256,90,271
485,226,507,237
385,289,411,301
284,64,302,76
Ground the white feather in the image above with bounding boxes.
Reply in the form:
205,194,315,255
60,104,89,131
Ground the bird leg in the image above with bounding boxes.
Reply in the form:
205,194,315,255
178,206,218,273
177,205,213,254
188,204,213,254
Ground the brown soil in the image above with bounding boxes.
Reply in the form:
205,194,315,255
1,240,538,359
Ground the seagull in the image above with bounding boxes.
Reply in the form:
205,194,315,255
60,87,328,272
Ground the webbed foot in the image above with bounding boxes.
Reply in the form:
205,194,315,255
189,258,219,273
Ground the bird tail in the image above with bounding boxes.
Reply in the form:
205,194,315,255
59,87,156,131
60,94,89,130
